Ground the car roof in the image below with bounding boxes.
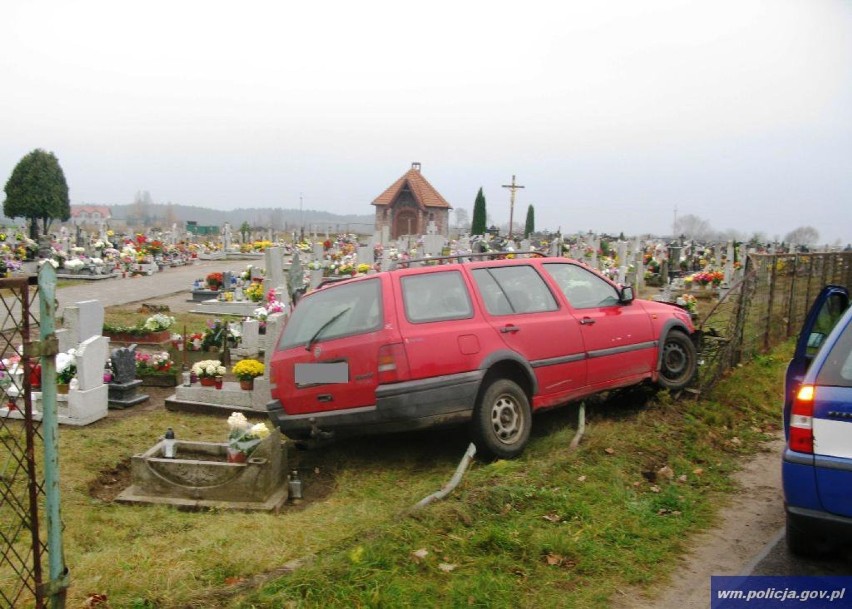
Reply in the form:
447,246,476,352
388,251,546,271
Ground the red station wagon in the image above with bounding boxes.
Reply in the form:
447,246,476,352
267,254,697,459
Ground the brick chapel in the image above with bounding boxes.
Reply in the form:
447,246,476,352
372,163,452,238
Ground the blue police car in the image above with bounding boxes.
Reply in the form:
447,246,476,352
782,285,851,556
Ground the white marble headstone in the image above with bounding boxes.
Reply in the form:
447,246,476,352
63,300,104,344
75,335,108,391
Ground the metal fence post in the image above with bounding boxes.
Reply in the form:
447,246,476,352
763,256,778,352
785,255,798,338
38,264,68,608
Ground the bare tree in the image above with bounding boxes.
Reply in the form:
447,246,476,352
784,226,819,246
454,208,470,230
674,214,713,241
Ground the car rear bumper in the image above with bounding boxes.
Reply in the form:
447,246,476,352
785,504,852,546
267,370,485,439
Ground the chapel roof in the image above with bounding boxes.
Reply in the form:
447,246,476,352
372,163,452,210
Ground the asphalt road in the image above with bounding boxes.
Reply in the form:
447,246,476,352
747,530,852,576
55,258,258,314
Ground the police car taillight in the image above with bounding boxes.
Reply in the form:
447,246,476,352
789,384,815,454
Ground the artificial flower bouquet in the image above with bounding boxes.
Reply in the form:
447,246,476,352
56,349,78,384
232,359,264,381
227,412,271,461
191,359,226,379
135,351,173,375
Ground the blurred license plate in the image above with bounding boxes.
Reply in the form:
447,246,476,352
295,362,349,386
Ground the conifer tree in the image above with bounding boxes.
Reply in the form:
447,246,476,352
471,187,487,236
524,204,535,238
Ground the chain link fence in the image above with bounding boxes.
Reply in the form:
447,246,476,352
0,276,47,608
696,252,852,394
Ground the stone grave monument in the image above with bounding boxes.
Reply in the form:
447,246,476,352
108,345,149,408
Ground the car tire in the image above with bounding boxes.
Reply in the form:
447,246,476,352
472,379,531,460
658,331,697,390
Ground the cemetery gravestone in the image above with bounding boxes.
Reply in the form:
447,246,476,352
108,345,148,408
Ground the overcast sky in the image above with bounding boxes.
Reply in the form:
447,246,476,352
1,0,850,243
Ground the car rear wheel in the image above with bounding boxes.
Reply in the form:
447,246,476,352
472,379,531,460
658,331,697,390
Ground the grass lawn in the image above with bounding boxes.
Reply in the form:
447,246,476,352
32,337,788,608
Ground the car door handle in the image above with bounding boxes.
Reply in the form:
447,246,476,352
500,325,520,334
579,317,595,325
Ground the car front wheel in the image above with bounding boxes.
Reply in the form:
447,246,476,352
472,379,531,460
658,331,697,390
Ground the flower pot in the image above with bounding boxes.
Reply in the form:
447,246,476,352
200,377,216,387
239,378,254,391
56,383,69,395
227,448,247,463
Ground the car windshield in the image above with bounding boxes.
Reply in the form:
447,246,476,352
278,279,382,350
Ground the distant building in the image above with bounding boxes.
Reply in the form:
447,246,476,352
372,163,452,238
70,205,111,226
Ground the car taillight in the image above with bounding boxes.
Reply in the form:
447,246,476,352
789,384,815,454
377,343,409,383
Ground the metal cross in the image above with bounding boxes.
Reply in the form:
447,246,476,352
502,175,525,240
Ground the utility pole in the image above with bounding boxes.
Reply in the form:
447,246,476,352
672,203,678,238
502,175,525,240
299,193,304,242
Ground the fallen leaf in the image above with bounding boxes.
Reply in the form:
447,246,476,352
649,485,661,493
84,594,109,608
500,503,513,515
677,474,688,483
411,548,429,561
544,553,577,569
224,576,245,586
730,437,742,446
542,513,561,523
656,465,674,480
577,475,587,482
314,467,320,474
693,467,704,476
438,562,457,573
604,447,615,455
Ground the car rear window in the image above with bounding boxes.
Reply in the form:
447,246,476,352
401,271,473,323
278,279,382,350
815,316,852,388
471,265,558,315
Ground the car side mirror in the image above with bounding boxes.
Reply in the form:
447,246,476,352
619,285,634,304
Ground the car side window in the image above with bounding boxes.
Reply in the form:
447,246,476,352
815,315,852,387
542,262,620,308
471,266,558,315
401,271,473,323
807,294,848,357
